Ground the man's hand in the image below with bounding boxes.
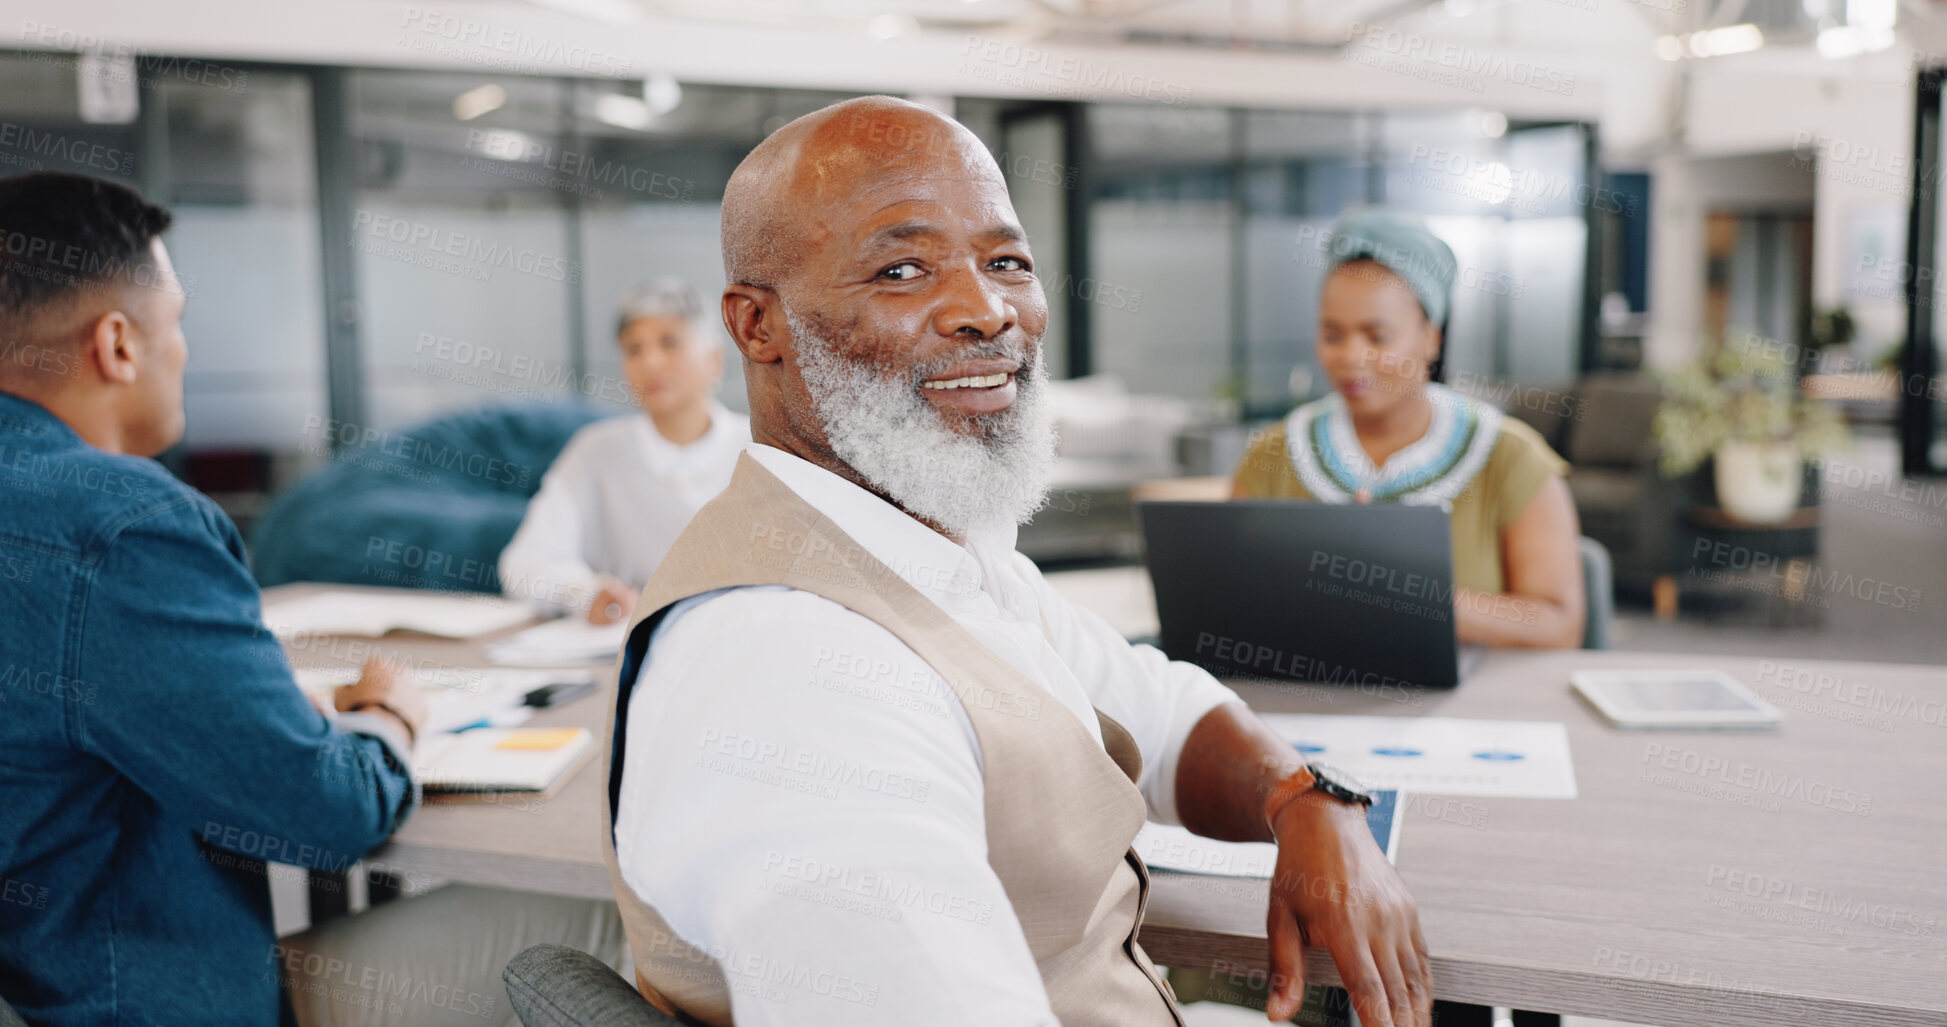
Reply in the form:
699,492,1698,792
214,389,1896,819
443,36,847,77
1264,791,1429,1025
333,657,429,746
1174,704,1430,1026
586,576,637,625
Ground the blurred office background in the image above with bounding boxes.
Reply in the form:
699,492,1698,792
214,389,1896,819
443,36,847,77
4,0,1944,662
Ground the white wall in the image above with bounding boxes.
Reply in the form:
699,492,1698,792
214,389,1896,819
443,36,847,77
1645,50,1912,368
353,199,577,430
1090,199,1233,403
172,206,329,448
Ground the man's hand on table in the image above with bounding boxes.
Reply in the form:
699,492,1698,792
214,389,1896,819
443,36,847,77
333,657,429,747
1174,704,1431,1027
1263,789,1429,1025
586,576,638,625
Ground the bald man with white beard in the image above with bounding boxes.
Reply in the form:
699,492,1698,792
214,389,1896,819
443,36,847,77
600,96,1432,1027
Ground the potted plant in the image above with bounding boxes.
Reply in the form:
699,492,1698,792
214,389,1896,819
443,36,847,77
1653,334,1852,524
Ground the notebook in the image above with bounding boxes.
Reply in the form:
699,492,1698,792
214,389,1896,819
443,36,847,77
412,727,595,796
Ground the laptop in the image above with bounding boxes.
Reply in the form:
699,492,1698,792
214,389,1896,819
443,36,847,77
1138,501,1465,690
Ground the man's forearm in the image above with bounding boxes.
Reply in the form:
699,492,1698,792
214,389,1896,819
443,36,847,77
1173,702,1309,844
1175,703,1433,1027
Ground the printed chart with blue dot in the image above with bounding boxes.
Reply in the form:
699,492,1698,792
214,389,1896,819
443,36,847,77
1259,714,1578,799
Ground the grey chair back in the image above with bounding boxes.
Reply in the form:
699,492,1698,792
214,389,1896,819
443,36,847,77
504,943,678,1026
1579,535,1615,650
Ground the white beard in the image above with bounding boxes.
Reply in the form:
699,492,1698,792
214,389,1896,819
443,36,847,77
785,306,1057,539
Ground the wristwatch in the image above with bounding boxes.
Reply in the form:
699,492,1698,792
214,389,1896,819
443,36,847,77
1305,762,1374,807
1265,761,1374,832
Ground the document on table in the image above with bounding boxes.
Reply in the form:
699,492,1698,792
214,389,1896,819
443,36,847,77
484,616,629,665
1136,789,1402,877
293,666,595,735
263,590,534,640
1256,714,1578,799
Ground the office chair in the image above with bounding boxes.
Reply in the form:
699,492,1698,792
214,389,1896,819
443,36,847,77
1579,535,1615,650
504,943,678,1026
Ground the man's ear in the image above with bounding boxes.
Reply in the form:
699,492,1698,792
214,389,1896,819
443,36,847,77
82,309,140,385
722,285,784,365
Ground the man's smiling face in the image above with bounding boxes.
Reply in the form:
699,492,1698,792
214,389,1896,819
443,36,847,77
779,118,1049,439
724,100,1060,540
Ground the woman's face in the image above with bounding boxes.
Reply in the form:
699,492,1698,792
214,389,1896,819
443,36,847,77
619,315,724,419
1315,259,1440,420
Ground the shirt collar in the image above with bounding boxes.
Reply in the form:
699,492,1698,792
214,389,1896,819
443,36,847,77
745,443,989,605
635,400,735,461
0,391,72,437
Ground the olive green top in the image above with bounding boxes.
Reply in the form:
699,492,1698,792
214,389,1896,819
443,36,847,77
1232,405,1568,595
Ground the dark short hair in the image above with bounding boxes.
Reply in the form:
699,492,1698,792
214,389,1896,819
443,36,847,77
0,172,174,327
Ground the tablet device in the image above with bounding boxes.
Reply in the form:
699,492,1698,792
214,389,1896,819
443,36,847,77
1570,669,1783,730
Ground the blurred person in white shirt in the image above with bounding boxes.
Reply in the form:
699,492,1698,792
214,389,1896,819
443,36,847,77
498,279,750,624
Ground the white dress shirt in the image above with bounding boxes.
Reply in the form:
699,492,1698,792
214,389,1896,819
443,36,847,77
498,403,749,610
614,443,1239,1026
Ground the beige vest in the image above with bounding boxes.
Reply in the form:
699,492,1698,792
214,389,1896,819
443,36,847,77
598,454,1181,1026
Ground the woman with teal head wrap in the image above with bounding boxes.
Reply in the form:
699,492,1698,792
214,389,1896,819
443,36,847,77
1231,208,1587,649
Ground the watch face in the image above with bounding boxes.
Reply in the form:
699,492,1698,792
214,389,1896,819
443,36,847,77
1308,762,1373,802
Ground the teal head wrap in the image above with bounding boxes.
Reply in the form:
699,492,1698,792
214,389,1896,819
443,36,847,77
1323,209,1458,327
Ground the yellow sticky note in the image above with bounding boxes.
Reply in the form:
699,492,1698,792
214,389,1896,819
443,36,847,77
494,728,581,751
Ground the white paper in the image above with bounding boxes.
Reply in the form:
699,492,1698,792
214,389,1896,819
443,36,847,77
1133,824,1281,878
484,617,629,666
1256,715,1578,799
264,591,534,640
294,666,594,735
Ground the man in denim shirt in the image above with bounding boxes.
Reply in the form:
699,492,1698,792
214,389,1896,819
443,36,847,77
0,173,426,1026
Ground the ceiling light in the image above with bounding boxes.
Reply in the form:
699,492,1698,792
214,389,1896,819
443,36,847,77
1850,0,1896,32
643,72,681,116
522,0,641,24
593,92,654,131
1693,23,1764,57
1467,161,1514,205
472,129,538,162
1817,24,1894,58
453,84,507,122
866,13,919,40
1660,24,1763,60
1478,110,1508,139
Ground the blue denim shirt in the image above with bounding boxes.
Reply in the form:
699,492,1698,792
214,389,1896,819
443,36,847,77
0,393,419,1026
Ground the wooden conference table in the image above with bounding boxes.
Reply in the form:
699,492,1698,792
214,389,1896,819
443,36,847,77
267,583,1947,1027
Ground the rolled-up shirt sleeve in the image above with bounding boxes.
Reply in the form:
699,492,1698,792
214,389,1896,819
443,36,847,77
1011,553,1239,827
614,589,1059,1027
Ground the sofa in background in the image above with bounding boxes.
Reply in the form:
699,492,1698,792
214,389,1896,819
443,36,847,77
250,403,609,593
